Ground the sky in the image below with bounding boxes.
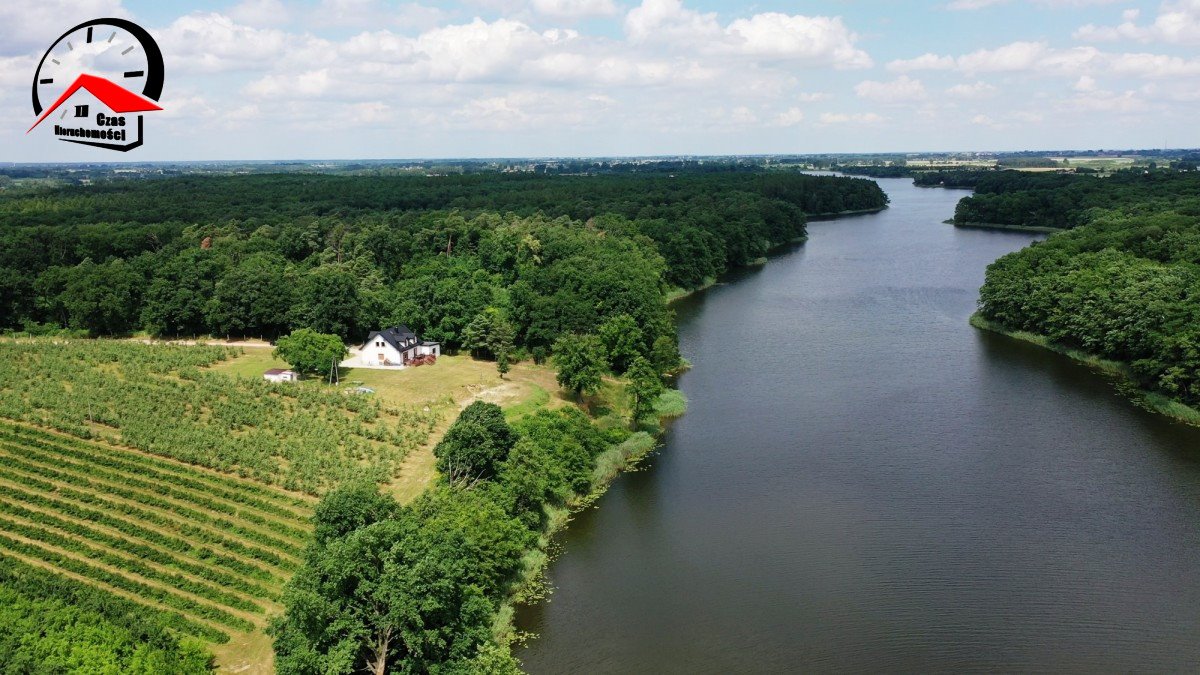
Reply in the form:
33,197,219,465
1,0,1198,161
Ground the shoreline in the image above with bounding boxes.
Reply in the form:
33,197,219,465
499,392,688,648
667,206,886,305
970,313,1200,426
953,220,1063,234
806,204,889,221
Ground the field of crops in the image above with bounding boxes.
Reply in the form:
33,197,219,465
0,420,315,644
0,339,440,493
0,339,470,667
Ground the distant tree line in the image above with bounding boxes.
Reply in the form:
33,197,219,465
834,165,914,179
0,171,886,358
912,169,996,189
954,170,1200,229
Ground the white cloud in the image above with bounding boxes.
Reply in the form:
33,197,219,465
1075,0,1200,45
412,18,550,81
818,112,886,124
624,0,872,68
157,13,316,73
0,54,37,88
970,113,1003,129
794,92,831,102
772,107,805,126
947,0,1007,9
1058,89,1148,113
530,0,618,20
948,0,1118,8
729,105,757,124
887,40,1200,79
887,53,956,72
228,0,291,27
724,13,872,68
245,68,331,98
625,0,720,43
946,81,997,98
854,75,927,102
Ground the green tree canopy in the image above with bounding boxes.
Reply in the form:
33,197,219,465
273,329,347,376
626,355,666,425
60,259,143,335
312,481,400,547
433,401,517,483
598,313,644,374
207,252,294,339
552,333,607,398
291,264,360,340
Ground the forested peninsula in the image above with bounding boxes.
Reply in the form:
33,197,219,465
0,168,886,672
968,170,1200,421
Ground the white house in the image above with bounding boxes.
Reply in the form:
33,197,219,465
263,368,298,383
359,326,440,367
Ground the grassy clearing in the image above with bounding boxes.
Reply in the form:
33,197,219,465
970,313,1200,426
213,350,568,505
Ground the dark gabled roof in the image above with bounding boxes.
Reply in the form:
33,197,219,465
264,368,292,375
365,326,418,353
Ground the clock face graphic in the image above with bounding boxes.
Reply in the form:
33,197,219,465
32,18,163,115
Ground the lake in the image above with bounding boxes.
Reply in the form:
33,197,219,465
516,176,1200,673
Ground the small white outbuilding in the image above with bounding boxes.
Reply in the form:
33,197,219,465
263,368,298,383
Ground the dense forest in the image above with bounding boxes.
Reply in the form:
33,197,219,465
0,171,886,351
954,170,1200,229
977,172,1200,407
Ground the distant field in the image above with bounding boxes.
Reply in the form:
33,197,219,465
1049,156,1137,167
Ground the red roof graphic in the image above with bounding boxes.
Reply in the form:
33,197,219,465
28,73,161,133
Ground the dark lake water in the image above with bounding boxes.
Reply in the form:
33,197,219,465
515,177,1200,673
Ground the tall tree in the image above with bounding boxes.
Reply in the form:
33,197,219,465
291,264,360,340
626,355,665,425
61,259,143,335
598,313,644,374
273,329,347,377
552,333,607,399
207,253,294,338
141,248,228,336
433,401,517,484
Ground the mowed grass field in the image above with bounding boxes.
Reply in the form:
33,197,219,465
212,348,567,503
0,420,315,670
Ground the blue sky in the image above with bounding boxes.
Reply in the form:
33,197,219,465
2,0,1196,161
